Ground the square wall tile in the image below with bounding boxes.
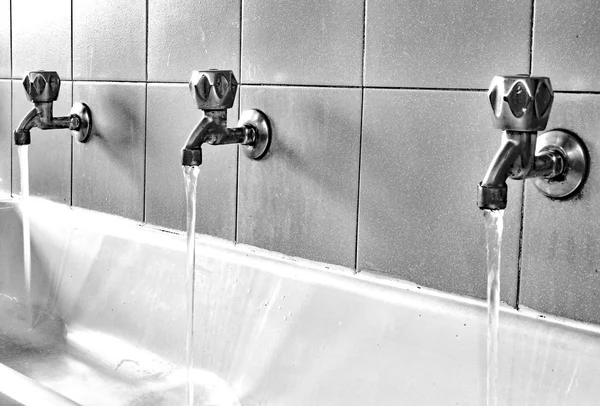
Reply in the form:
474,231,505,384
11,80,72,204
0,0,9,78
146,84,238,240
238,86,362,268
72,82,146,221
532,1,600,91
364,0,531,89
242,0,364,86
73,0,146,81
358,89,522,305
12,0,71,79
148,0,241,83
521,93,600,324
0,80,9,194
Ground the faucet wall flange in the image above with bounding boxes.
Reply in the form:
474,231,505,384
70,102,93,142
238,109,271,160
531,129,589,199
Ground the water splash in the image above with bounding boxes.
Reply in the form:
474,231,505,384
183,165,200,406
17,145,32,327
483,209,504,406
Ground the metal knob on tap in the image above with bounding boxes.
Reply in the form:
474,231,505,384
22,71,62,103
488,75,553,132
478,75,589,210
14,70,93,145
182,69,272,166
189,70,238,111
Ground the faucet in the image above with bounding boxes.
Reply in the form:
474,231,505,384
477,75,589,210
14,71,92,146
182,69,271,166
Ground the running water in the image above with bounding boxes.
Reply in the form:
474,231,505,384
183,165,200,406
17,145,32,327
483,209,504,406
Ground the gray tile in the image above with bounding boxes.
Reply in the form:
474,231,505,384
521,93,600,324
0,0,9,78
72,82,146,221
148,0,241,83
238,86,362,268
532,1,600,91
364,0,531,89
12,0,71,79
0,80,9,194
242,0,364,86
73,0,146,81
11,80,72,204
358,89,521,305
146,83,238,240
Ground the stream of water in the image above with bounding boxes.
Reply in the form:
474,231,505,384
183,165,200,406
483,209,504,406
17,145,32,327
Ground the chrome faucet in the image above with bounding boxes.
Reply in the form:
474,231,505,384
477,75,589,210
182,69,271,166
14,71,92,145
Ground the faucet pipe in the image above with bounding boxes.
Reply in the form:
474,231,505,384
478,130,565,210
15,103,82,146
181,110,258,166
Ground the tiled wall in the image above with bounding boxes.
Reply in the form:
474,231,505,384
1,0,600,325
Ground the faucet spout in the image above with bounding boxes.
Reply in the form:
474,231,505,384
14,107,39,145
478,131,531,210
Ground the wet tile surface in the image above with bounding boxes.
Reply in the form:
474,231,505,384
0,80,10,194
73,0,146,81
358,89,521,305
521,93,600,324
532,0,600,91
146,83,238,240
11,80,72,204
238,86,362,268
12,0,71,79
364,0,531,89
148,0,241,83
72,82,146,221
242,0,364,86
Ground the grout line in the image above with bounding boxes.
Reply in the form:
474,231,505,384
354,0,368,272
70,0,74,205
516,0,536,310
9,0,13,197
515,181,526,310
142,0,149,223
69,82,74,206
234,0,243,243
71,0,74,80
4,77,599,95
239,0,243,81
529,0,536,75
145,0,149,82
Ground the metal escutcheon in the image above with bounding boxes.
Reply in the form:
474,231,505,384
238,109,271,160
532,129,589,199
70,102,93,143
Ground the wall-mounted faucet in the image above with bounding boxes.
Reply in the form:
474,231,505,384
14,71,92,146
182,69,271,166
477,75,589,210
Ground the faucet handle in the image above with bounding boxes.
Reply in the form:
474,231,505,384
22,71,61,103
488,75,553,132
189,69,238,111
